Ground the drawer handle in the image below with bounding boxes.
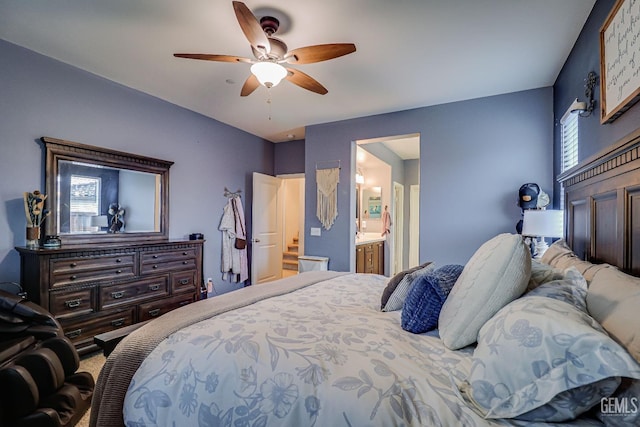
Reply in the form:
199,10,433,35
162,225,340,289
65,299,82,308
152,265,158,269
65,329,82,339
179,278,190,285
116,258,122,263
152,255,159,259
69,275,77,281
70,262,77,268
182,261,188,265
148,284,160,291
111,318,126,327
115,270,122,274
183,252,188,256
148,308,161,317
111,291,125,299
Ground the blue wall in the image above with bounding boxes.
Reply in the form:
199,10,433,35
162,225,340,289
304,88,554,270
553,0,640,203
0,40,273,294
274,139,305,175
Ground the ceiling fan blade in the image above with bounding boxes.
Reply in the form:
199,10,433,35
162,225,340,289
232,1,270,55
284,43,356,65
285,68,328,95
240,74,260,97
174,53,253,63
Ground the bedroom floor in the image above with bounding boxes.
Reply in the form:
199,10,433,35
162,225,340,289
78,351,107,427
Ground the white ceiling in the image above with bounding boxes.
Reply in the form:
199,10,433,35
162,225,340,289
0,0,595,143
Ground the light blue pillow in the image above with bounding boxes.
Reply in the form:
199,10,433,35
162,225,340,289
401,264,464,333
460,294,640,421
526,266,587,311
382,263,435,312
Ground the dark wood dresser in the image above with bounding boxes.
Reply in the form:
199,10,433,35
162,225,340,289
16,239,203,355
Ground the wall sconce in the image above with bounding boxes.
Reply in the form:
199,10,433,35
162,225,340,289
355,168,365,184
570,71,598,117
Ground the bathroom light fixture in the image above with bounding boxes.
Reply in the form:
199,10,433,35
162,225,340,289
250,61,288,88
570,71,598,117
355,169,364,184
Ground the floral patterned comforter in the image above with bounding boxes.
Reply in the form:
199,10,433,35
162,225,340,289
122,273,602,427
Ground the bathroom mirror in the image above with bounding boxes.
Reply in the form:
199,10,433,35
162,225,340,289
361,187,382,219
42,136,172,245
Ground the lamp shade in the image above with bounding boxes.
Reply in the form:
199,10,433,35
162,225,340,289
521,210,564,238
250,62,287,88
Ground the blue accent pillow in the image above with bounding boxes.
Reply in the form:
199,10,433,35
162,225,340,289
401,264,464,333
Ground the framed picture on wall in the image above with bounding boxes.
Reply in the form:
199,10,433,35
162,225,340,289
600,0,640,123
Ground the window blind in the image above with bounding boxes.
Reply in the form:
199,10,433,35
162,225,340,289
559,110,579,210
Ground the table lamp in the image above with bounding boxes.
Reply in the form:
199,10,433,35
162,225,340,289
521,210,564,259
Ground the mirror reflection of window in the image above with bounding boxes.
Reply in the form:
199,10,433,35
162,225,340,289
69,175,100,232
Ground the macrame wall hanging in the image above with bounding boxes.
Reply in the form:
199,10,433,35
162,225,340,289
316,162,340,230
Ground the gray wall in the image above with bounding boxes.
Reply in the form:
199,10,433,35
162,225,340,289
553,0,640,205
304,88,554,270
0,40,273,294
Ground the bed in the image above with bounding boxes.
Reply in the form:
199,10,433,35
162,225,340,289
90,130,640,427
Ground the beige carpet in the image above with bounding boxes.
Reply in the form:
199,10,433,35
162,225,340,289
77,351,106,427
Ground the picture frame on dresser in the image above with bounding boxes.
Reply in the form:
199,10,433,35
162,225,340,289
15,137,203,355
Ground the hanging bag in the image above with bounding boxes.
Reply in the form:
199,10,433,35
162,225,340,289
231,198,247,249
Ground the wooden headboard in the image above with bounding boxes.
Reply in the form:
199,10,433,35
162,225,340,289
559,128,640,275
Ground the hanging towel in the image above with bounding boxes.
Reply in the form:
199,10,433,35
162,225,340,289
382,207,392,236
316,167,340,230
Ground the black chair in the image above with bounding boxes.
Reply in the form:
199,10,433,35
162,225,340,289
0,290,94,427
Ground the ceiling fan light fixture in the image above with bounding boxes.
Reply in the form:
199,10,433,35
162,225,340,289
250,61,287,88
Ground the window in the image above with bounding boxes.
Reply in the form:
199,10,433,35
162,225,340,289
559,107,579,209
69,175,101,232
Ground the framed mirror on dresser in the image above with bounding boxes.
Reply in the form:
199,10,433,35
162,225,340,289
15,137,203,355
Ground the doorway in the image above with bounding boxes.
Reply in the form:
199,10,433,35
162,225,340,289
355,134,420,275
251,173,305,284
281,175,305,277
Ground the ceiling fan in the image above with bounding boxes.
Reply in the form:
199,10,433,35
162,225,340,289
174,1,356,96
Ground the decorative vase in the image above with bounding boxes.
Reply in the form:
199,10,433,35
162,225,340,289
26,226,40,247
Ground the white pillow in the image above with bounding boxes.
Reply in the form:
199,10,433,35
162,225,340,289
438,233,531,350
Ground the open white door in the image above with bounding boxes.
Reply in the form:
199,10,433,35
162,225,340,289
251,172,283,284
409,184,420,267
392,182,404,275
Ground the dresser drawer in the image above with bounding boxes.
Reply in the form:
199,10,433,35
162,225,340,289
139,293,194,321
141,258,197,275
172,270,197,294
50,254,136,287
141,249,196,264
49,287,96,318
100,276,170,310
60,307,135,350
